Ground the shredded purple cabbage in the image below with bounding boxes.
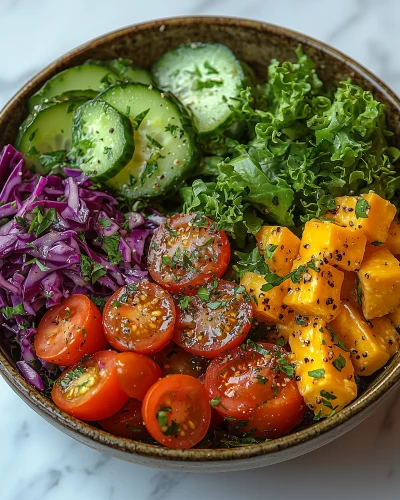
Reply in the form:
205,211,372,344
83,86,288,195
0,145,164,392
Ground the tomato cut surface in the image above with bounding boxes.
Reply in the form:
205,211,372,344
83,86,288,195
34,294,107,366
98,399,149,440
142,374,211,449
115,352,162,400
152,343,209,378
147,213,230,293
103,281,176,354
205,342,302,421
173,280,253,358
52,350,129,420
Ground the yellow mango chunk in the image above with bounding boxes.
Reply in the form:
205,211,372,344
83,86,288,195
358,246,400,319
240,272,294,325
289,317,357,417
330,303,390,376
256,226,300,275
369,317,400,358
283,259,344,322
341,271,360,309
300,219,366,272
385,216,400,255
327,193,396,243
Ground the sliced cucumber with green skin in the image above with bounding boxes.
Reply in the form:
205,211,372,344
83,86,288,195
15,99,87,170
152,42,245,136
99,82,197,199
70,100,134,181
28,63,119,111
106,59,153,85
39,89,99,107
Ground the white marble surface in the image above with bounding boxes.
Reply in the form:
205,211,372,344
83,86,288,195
1,0,400,498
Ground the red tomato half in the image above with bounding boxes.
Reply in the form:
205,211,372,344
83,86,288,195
34,294,107,366
115,352,162,400
147,213,230,293
98,399,149,440
205,342,305,433
229,381,306,439
103,281,176,354
142,374,211,449
52,350,129,420
173,280,253,358
152,343,209,378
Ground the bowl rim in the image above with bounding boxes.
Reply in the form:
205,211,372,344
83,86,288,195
1,14,400,463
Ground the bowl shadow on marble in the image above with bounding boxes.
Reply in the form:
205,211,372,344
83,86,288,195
1,16,400,472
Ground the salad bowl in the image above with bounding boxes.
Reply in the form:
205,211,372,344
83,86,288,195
1,16,400,472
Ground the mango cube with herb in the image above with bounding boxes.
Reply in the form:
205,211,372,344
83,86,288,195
369,316,400,358
256,226,300,275
385,216,400,255
330,303,390,376
357,246,400,319
289,317,357,417
327,193,396,243
283,258,344,322
300,219,367,272
240,272,293,325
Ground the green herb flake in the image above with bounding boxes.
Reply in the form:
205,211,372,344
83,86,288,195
308,368,325,379
332,354,346,372
355,196,370,219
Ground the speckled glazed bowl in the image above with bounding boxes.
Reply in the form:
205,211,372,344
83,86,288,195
1,16,400,472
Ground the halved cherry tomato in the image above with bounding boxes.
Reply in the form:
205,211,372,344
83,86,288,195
205,342,305,427
52,350,128,420
147,213,230,293
103,281,176,354
229,381,306,439
173,280,253,358
142,374,211,449
98,399,149,440
34,294,107,366
152,343,209,378
115,352,162,400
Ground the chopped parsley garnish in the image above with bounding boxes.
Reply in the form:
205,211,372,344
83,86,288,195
256,375,269,385
57,366,86,390
98,216,113,228
308,368,325,379
371,241,384,246
355,196,370,219
264,244,278,261
332,354,346,372
210,396,221,407
81,255,107,284
1,303,26,319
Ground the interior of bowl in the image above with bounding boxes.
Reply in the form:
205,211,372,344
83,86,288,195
1,16,400,463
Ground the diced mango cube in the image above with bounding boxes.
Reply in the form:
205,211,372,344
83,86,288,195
283,259,344,322
240,272,294,325
358,246,400,319
328,193,396,243
369,317,400,358
256,226,300,275
385,216,400,255
330,303,390,376
289,317,357,417
300,219,367,272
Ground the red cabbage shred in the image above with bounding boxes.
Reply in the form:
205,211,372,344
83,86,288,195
0,145,164,392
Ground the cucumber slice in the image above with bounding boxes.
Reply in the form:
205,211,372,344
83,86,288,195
41,89,98,107
107,59,153,85
15,99,87,170
152,42,245,136
71,100,134,181
28,63,118,111
99,82,197,199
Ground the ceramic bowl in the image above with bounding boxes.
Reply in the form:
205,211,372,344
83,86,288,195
1,16,400,472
